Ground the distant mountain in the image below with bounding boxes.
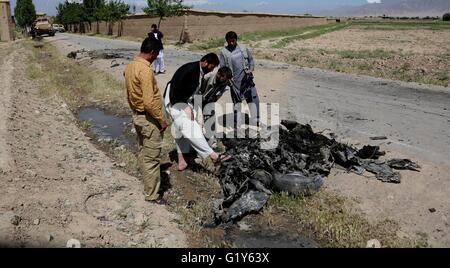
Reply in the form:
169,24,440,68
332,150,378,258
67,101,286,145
317,0,450,17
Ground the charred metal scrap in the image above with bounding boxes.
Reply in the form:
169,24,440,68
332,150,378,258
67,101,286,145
214,120,420,223
67,49,133,60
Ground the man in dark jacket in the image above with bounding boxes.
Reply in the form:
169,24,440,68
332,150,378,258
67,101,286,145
148,24,165,74
164,53,231,171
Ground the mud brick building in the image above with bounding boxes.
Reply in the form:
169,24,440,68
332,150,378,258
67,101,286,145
0,0,14,41
81,10,333,42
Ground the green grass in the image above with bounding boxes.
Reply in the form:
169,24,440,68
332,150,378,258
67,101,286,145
244,23,349,43
191,22,351,50
273,23,351,48
336,49,396,60
25,63,42,80
268,191,426,248
171,186,216,234
327,59,346,73
14,28,27,40
190,38,225,51
436,70,450,82
352,20,450,31
24,40,127,112
317,48,329,55
356,62,372,71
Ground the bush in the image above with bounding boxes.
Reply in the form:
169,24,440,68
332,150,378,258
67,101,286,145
443,13,450,21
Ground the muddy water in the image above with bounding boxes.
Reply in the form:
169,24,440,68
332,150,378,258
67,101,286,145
78,107,135,148
226,231,319,248
78,106,319,248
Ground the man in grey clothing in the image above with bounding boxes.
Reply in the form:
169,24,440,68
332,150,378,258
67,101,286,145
219,31,260,129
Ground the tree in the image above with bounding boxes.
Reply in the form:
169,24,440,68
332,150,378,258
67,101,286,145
444,13,450,21
83,0,105,32
113,1,131,36
83,0,106,34
92,1,106,34
14,0,36,32
55,1,84,33
143,0,191,29
99,0,130,36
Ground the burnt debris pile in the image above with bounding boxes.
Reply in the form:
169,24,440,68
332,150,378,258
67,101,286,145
67,49,134,60
214,120,420,223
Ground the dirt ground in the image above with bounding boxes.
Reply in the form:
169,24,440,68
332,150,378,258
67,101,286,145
287,28,450,54
251,26,450,86
326,146,450,247
0,42,186,248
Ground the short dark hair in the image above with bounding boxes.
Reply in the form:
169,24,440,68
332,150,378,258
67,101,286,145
225,31,238,40
217,67,232,79
140,37,162,53
151,24,157,29
201,53,220,66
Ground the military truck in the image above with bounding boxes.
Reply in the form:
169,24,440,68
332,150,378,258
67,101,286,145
31,17,55,38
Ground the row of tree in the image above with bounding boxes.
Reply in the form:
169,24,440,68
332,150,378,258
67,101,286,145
13,0,190,37
55,0,190,36
55,0,130,35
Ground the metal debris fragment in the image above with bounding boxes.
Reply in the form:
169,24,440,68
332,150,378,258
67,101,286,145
214,120,419,223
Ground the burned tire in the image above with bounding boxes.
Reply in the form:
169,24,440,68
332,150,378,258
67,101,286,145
272,172,324,196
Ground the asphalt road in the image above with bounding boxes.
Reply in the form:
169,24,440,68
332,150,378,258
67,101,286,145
49,33,450,166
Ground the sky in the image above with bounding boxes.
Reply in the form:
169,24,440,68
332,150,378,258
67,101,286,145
9,0,379,16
